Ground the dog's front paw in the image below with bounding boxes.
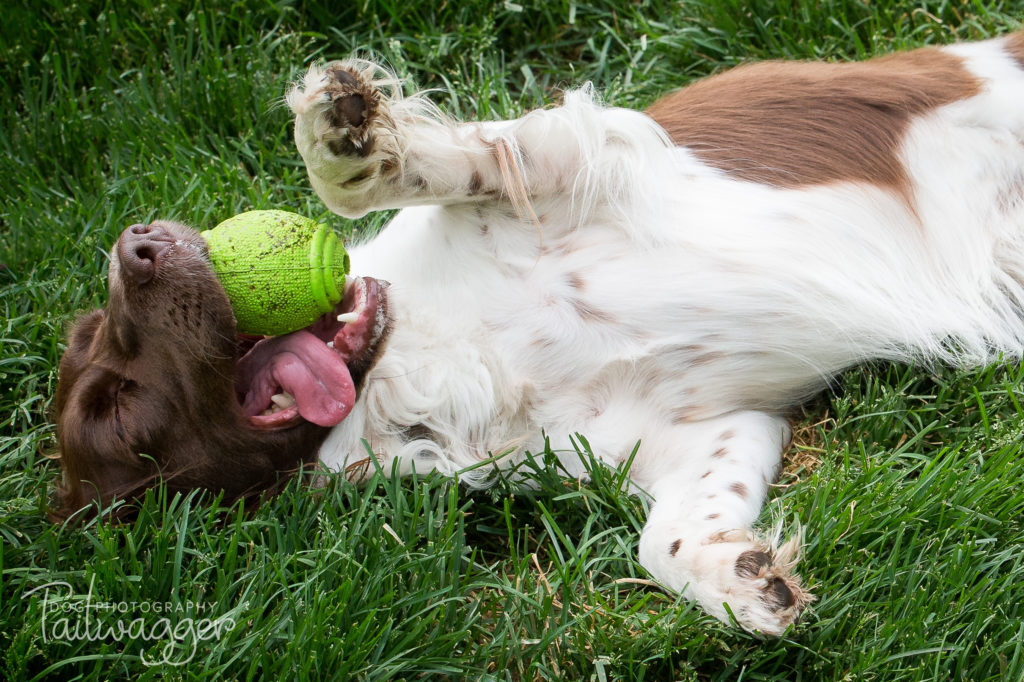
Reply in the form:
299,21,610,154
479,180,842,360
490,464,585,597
318,64,381,159
288,60,396,216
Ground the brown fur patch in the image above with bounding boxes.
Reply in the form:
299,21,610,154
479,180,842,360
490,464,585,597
691,351,725,366
572,298,615,324
669,538,682,556
670,404,706,424
647,45,980,199
1006,31,1024,69
702,529,746,545
712,447,728,458
730,482,749,499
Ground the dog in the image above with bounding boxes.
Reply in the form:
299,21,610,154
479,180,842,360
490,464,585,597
53,31,1024,635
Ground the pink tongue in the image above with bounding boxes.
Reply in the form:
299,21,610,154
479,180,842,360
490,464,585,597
237,330,355,426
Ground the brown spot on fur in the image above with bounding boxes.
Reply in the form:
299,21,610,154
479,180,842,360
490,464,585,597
669,538,682,556
468,170,484,195
720,430,735,441
703,529,743,545
691,352,725,366
670,406,697,424
705,513,720,520
1006,31,1024,70
712,447,728,458
647,45,980,201
572,298,615,324
567,272,585,291
730,482,749,499
735,550,773,578
700,469,713,479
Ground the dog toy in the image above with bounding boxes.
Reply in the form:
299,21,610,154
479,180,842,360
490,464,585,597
201,210,350,336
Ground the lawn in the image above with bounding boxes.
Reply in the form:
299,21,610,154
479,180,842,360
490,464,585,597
2,0,1024,679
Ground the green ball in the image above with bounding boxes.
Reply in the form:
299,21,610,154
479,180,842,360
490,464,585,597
201,210,350,336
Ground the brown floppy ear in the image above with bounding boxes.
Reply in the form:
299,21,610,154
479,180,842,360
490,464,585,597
51,322,155,523
50,385,156,523
50,457,153,523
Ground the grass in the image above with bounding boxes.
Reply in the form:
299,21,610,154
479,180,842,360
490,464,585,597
2,0,1023,679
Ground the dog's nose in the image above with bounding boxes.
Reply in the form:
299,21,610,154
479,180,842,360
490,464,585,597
118,223,175,284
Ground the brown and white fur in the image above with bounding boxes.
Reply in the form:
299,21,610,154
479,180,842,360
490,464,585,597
55,32,1024,635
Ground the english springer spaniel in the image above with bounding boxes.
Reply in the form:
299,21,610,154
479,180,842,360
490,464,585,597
54,32,1024,635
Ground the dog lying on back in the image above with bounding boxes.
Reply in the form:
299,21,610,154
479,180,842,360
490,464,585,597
54,32,1024,634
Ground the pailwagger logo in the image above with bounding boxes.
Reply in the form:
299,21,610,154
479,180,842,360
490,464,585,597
23,578,238,666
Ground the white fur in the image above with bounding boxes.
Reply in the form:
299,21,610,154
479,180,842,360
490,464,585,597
288,36,1024,634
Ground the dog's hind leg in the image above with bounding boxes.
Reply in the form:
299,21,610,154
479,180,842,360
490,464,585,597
634,410,813,635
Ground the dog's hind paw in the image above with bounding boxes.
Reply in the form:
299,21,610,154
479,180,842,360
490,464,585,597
724,540,813,635
642,526,814,636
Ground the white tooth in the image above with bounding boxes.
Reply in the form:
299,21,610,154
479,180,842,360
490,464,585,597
327,341,335,349
345,275,355,290
271,392,296,409
337,312,359,324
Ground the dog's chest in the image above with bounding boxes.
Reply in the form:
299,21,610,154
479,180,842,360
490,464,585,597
468,213,730,413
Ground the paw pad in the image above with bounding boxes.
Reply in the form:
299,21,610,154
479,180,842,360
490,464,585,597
735,549,773,578
765,576,796,609
320,64,380,157
332,91,366,129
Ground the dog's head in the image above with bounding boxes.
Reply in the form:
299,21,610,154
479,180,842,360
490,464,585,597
52,221,388,521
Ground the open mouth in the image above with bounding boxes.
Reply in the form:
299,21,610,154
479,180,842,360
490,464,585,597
235,276,389,430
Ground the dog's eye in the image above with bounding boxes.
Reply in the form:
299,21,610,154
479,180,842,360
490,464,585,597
112,379,137,433
112,376,136,419
114,379,138,406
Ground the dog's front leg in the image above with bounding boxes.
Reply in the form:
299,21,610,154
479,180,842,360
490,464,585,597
288,60,660,221
636,411,813,635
